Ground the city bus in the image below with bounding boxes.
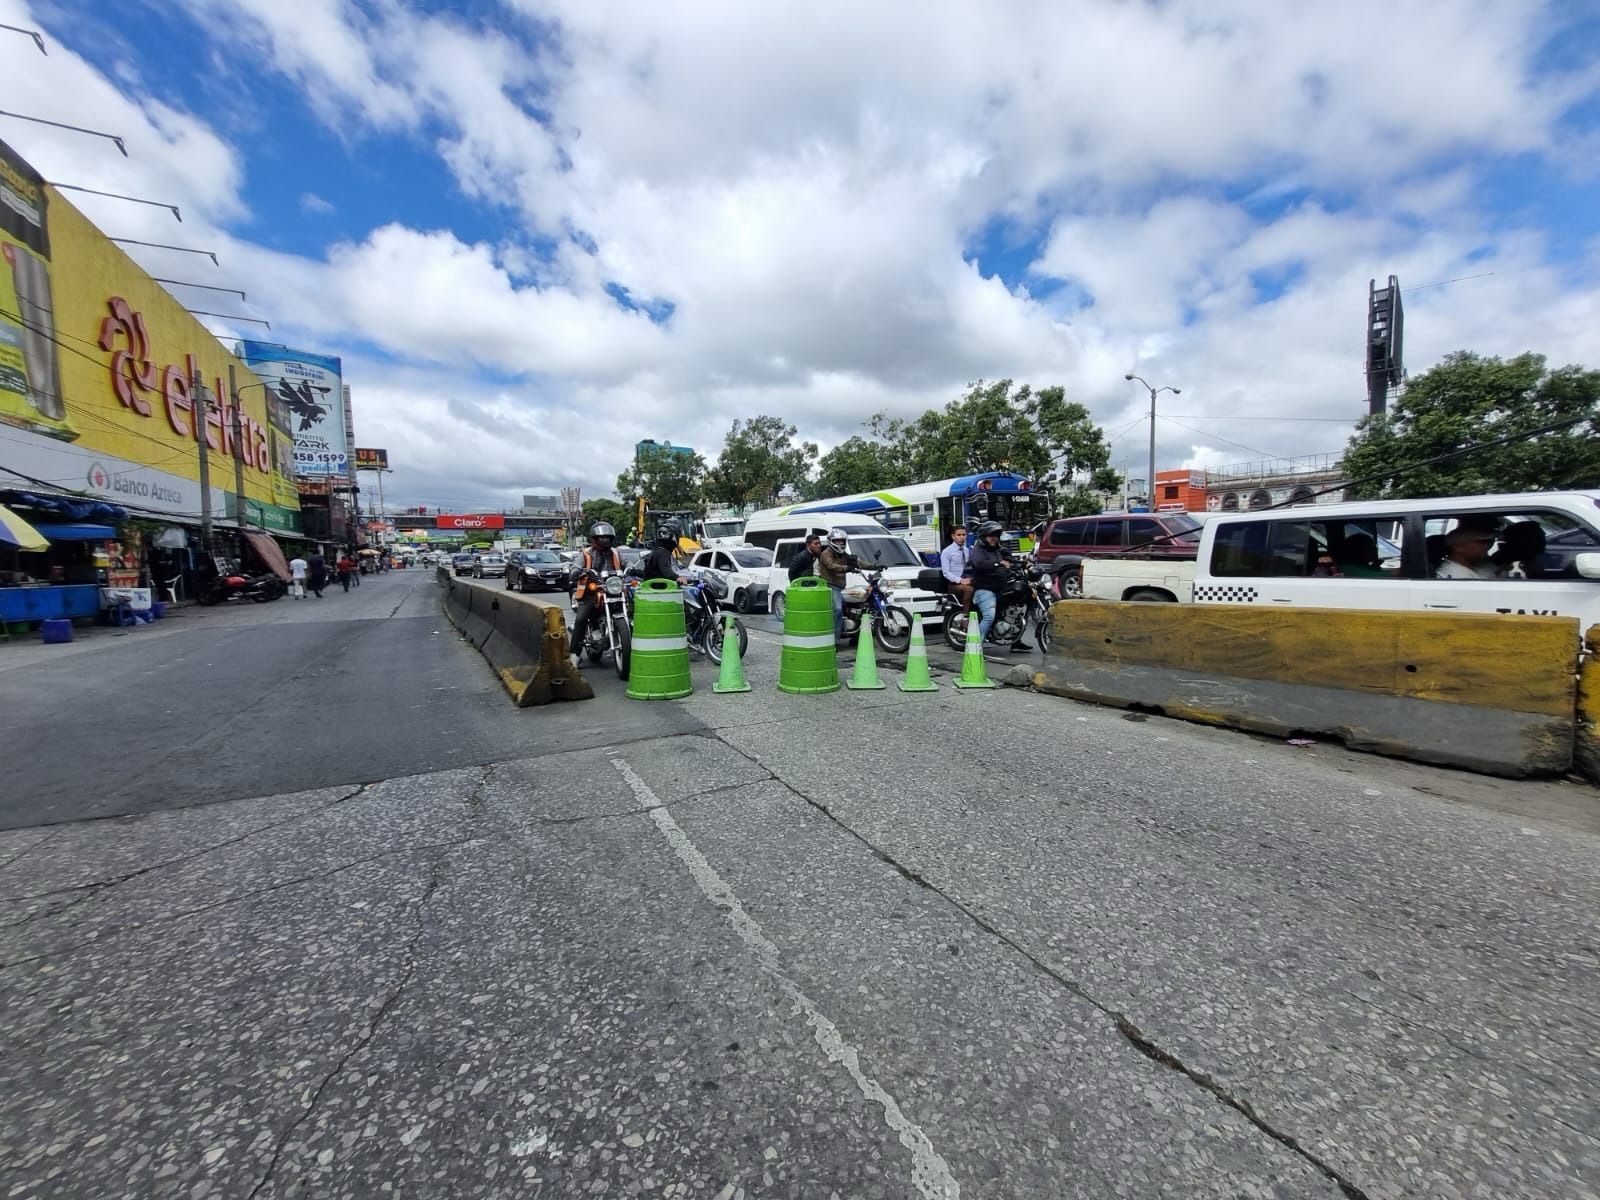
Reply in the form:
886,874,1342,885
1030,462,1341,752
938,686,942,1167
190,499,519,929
771,472,1040,563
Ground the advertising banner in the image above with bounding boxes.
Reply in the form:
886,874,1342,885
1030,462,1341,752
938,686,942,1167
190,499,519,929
0,173,298,525
237,340,346,478
436,514,505,530
354,447,389,470
0,137,71,440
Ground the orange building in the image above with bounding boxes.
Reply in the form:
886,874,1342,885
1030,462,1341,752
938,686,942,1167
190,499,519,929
1153,469,1207,513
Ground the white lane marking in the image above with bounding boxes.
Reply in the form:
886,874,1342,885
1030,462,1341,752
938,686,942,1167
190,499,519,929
611,756,960,1200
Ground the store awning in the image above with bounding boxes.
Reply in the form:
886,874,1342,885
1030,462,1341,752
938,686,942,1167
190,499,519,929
243,530,291,581
36,523,118,542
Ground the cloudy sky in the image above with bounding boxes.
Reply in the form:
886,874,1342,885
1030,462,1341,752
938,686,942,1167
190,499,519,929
4,0,1598,509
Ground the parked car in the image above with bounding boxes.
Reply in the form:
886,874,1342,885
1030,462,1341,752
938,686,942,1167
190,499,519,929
686,546,774,613
472,553,507,578
1035,512,1203,569
507,548,571,592
451,553,476,576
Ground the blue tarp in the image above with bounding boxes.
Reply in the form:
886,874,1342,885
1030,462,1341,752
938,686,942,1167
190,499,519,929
0,492,127,522
36,523,118,541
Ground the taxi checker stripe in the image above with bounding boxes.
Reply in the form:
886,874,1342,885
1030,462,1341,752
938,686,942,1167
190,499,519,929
783,632,836,649
632,635,689,651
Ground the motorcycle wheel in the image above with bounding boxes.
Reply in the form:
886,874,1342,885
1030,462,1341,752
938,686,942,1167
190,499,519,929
706,614,747,664
250,590,273,603
770,592,786,621
1037,617,1052,654
942,607,969,651
873,605,913,654
613,623,631,680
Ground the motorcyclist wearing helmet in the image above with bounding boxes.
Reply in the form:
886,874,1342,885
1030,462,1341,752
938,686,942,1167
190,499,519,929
641,520,687,583
968,520,1031,651
815,527,864,643
568,522,621,662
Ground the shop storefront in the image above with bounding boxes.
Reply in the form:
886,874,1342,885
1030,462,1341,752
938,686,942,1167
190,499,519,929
0,138,304,607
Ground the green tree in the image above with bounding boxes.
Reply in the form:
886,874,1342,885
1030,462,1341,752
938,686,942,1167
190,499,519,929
706,415,819,508
1342,352,1600,499
808,435,908,498
579,497,632,534
615,443,707,517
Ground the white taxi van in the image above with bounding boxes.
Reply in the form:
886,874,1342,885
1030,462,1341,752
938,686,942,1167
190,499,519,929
1190,491,1600,630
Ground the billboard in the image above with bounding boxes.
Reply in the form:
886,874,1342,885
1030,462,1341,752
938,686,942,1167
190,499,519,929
237,340,346,477
0,169,299,527
436,513,505,530
0,137,70,440
354,447,389,470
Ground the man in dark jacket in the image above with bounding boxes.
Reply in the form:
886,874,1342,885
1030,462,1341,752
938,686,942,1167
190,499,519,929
968,521,1029,650
307,551,327,598
641,521,686,582
787,533,823,581
816,528,863,642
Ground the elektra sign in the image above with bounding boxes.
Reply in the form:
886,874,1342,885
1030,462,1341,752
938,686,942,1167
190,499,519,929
436,514,505,530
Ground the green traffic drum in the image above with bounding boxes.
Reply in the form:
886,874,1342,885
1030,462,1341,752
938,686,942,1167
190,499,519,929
777,576,840,694
627,579,693,700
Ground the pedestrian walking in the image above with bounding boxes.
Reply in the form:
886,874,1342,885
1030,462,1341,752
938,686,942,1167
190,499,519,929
337,554,355,592
307,551,327,598
288,553,308,599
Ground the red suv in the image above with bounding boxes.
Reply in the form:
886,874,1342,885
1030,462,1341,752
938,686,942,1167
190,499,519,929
1034,512,1202,566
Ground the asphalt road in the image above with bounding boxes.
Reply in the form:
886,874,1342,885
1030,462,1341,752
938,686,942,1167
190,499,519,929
2,569,1597,1199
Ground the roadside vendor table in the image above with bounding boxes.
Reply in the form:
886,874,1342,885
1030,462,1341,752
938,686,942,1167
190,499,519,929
0,584,102,624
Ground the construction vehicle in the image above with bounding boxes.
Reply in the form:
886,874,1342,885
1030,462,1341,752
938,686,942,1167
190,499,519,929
634,499,703,560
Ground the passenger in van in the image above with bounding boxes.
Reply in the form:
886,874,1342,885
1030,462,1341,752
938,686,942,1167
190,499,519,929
1490,521,1546,578
1435,520,1500,580
1336,533,1386,579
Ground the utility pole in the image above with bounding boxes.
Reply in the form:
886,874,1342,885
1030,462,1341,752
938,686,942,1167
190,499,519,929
227,364,247,529
1124,373,1181,509
192,360,213,548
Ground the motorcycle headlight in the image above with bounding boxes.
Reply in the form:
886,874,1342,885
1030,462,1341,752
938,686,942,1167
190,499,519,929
603,574,625,596
841,586,868,602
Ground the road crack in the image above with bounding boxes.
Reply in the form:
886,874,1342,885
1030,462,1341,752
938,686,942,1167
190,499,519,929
711,732,1372,1200
0,785,372,911
245,843,451,1199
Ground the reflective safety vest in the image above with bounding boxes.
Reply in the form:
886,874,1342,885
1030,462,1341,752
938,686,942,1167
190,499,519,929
574,546,621,598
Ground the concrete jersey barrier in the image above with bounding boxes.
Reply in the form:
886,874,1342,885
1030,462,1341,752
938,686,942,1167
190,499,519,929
1577,624,1600,785
441,576,593,707
1033,601,1580,778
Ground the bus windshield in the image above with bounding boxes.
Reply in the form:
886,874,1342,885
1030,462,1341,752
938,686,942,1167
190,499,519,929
967,491,1038,529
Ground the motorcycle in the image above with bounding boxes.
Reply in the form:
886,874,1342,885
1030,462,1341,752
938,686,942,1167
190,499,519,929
572,567,634,680
939,557,1054,653
198,569,285,605
840,569,913,654
683,568,748,664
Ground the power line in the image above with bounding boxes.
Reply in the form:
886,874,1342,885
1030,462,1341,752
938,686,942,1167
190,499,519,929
1157,415,1304,462
1164,413,1357,424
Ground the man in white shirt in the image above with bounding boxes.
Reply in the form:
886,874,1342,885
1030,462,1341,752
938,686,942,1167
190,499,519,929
1435,523,1499,580
288,554,309,598
939,524,973,610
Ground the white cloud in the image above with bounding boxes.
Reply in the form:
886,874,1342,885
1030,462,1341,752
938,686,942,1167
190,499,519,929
2,0,1597,509
298,192,333,215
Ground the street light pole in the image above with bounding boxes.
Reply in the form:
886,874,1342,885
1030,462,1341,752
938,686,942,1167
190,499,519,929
227,364,247,528
191,363,213,548
1124,373,1182,508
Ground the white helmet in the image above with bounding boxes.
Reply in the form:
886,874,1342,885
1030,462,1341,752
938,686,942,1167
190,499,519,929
826,528,848,553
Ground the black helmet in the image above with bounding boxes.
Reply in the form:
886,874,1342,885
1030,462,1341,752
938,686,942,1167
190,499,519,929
826,527,848,553
976,521,1003,539
657,519,681,545
590,522,615,542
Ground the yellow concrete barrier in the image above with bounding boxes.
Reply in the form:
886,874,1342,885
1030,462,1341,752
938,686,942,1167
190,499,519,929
1034,601,1580,777
1577,624,1600,785
442,577,593,707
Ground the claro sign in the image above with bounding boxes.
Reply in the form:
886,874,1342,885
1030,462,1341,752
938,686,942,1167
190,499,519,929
436,514,505,530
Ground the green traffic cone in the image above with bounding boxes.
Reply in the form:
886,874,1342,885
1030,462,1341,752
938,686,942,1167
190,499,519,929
897,614,939,692
711,613,752,693
953,611,996,689
845,612,886,690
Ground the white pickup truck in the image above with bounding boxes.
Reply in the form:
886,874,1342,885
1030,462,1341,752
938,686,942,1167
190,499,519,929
1072,491,1600,628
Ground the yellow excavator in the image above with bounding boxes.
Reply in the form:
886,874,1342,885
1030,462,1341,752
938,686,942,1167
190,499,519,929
635,499,702,561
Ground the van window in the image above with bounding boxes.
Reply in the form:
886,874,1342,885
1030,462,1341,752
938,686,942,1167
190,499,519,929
1422,510,1600,580
745,529,781,551
1211,521,1313,577
1092,520,1124,548
1125,519,1163,546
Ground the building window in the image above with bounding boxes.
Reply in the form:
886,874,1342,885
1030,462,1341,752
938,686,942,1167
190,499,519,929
1221,493,1240,512
1289,487,1315,506
1248,489,1272,510
1163,484,1179,500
